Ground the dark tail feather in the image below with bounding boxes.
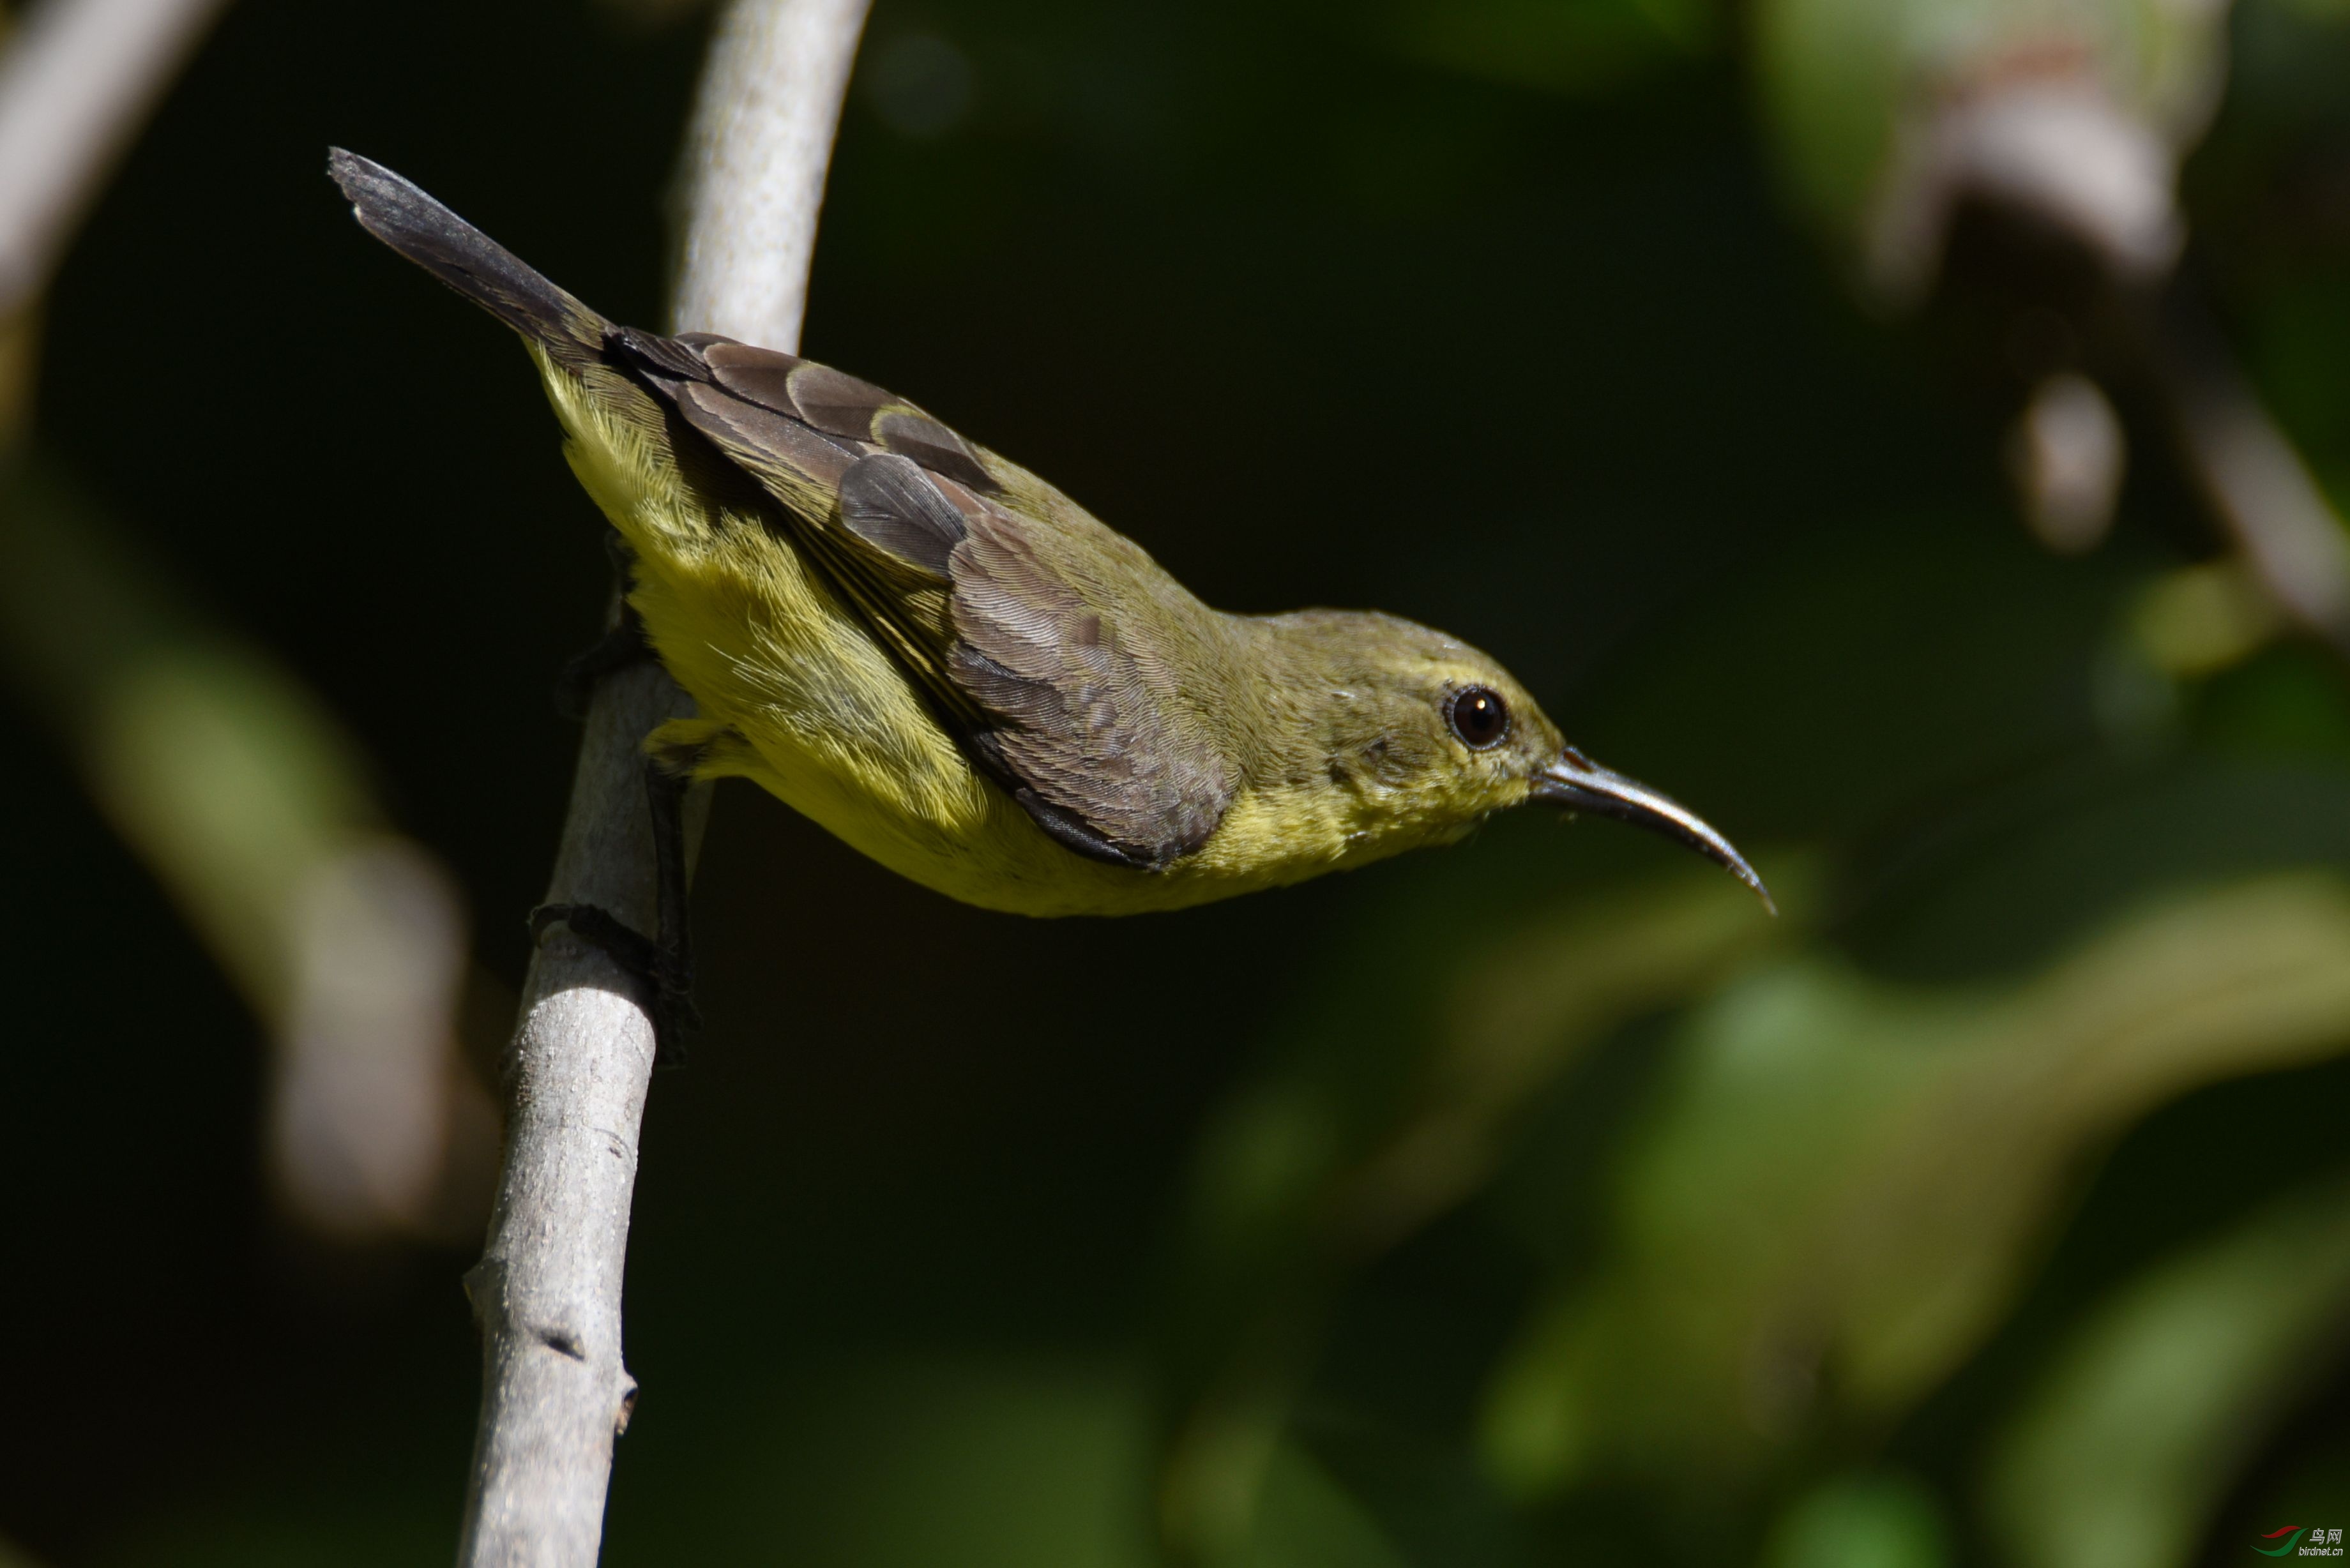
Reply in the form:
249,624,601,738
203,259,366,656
328,149,603,356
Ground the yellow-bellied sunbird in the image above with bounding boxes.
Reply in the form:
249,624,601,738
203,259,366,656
329,151,1768,1036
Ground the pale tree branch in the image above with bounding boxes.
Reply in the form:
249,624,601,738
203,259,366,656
2140,282,2350,659
671,0,872,349
0,0,233,320
453,3,872,1564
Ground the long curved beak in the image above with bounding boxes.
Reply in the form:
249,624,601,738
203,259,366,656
1530,750,1775,914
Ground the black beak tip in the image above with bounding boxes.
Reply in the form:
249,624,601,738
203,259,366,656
1533,756,1775,917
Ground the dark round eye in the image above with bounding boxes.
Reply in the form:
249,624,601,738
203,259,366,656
1446,685,1510,750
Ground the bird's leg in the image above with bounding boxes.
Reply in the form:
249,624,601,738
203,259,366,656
644,755,700,1054
554,529,656,720
528,758,702,1066
554,603,651,719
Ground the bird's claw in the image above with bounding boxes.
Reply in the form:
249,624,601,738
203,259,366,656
529,901,699,1064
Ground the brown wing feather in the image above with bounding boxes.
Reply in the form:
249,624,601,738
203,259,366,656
948,507,1232,866
609,328,1234,869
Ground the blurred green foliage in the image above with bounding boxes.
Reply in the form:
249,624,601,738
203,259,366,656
1988,1175,2350,1568
1480,877,2350,1490
4,0,2350,1564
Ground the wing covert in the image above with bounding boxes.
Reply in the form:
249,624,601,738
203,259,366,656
610,326,1235,869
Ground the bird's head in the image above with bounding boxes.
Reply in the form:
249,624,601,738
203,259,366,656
1261,610,1771,908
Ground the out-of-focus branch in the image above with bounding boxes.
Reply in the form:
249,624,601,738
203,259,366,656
1863,76,2184,313
0,461,492,1240
0,0,234,320
0,0,492,1242
453,3,871,1564
1849,44,2350,665
2141,283,2350,657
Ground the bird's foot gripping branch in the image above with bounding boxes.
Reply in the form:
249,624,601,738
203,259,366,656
527,755,701,1065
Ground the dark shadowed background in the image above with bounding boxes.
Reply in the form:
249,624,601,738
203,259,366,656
6,0,2350,1564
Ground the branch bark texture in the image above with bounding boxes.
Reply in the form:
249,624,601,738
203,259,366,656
671,0,872,348
455,3,871,1564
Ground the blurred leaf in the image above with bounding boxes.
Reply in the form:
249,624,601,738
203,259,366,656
1762,1470,1949,1568
2132,562,2282,679
1158,861,1804,1562
1240,1440,1412,1568
1985,1175,2350,1568
1482,874,2350,1495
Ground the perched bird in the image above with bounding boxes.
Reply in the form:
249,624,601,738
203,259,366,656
328,151,1766,994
